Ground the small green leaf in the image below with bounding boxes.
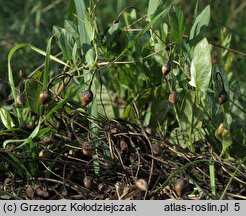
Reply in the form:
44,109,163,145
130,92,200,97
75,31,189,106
25,71,43,114
221,131,232,157
147,0,161,21
0,108,15,130
179,91,203,132
169,5,186,45
122,104,135,119
189,5,210,40
189,38,212,92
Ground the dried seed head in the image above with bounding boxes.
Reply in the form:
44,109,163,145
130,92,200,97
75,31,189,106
80,89,93,107
83,176,93,189
135,179,148,191
168,92,178,105
39,90,52,105
162,61,172,77
174,179,185,197
218,90,228,104
152,144,161,155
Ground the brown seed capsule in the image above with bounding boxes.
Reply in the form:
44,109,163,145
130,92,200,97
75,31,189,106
120,139,128,151
145,127,152,135
80,89,93,107
174,179,185,197
19,69,26,78
26,185,34,198
55,119,63,129
39,90,52,105
33,185,43,196
82,142,95,156
62,187,68,196
135,179,148,191
16,93,26,107
83,176,92,189
168,92,178,105
162,60,172,77
152,144,161,155
38,149,50,158
218,90,228,104
42,190,49,198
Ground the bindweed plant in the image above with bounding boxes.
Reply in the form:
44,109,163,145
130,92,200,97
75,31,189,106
1,0,246,199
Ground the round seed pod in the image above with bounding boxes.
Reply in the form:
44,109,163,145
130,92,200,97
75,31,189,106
26,185,34,198
38,149,50,158
135,179,148,191
55,119,63,130
16,93,26,107
168,92,178,105
19,69,26,78
62,187,68,196
145,127,152,135
42,190,49,198
82,142,95,156
120,139,128,151
80,89,93,107
216,123,224,136
102,162,112,170
83,176,92,189
162,61,172,77
39,90,52,105
33,185,43,196
174,179,185,197
218,90,228,104
152,144,161,155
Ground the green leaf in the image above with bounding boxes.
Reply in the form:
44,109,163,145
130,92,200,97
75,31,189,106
74,0,94,49
25,71,43,114
53,26,72,60
64,20,80,40
189,5,210,40
147,0,161,21
209,161,216,199
113,7,170,63
213,65,229,93
221,131,232,157
43,36,54,90
189,38,212,92
179,91,203,132
0,108,15,130
122,104,135,119
169,5,186,45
